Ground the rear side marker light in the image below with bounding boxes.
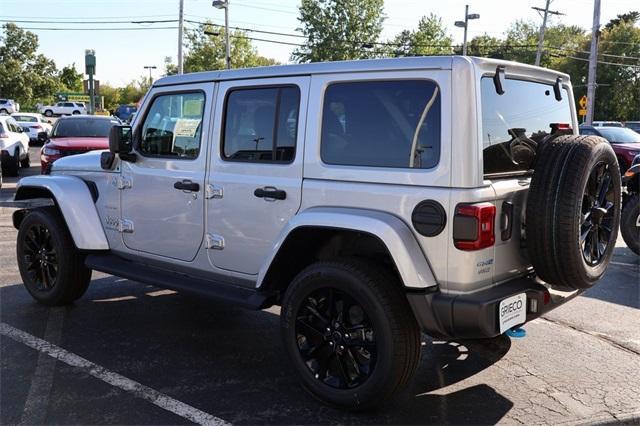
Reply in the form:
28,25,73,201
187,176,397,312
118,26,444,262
453,202,496,251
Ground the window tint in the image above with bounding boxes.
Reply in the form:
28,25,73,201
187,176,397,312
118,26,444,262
321,80,441,169
139,92,205,159
64,103,74,107
481,77,572,176
223,86,300,163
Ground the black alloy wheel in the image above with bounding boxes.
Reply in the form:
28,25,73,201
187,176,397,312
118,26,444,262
21,223,58,291
580,161,616,266
295,286,376,389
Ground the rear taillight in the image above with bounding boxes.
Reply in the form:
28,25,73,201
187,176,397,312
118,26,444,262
453,202,496,251
550,123,572,134
30,125,42,130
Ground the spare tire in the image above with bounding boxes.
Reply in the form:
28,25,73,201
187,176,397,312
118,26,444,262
526,135,621,289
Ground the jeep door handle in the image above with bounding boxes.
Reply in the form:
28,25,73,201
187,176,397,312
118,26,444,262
174,180,200,192
254,187,286,200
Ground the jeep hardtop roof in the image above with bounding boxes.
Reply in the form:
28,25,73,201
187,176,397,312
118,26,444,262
154,56,570,87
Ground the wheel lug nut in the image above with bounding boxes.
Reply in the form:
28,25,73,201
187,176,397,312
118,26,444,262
329,341,334,346
339,345,344,350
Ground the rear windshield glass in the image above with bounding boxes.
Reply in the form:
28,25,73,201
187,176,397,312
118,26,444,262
12,115,37,122
481,77,572,177
52,118,118,138
597,127,640,144
321,80,441,169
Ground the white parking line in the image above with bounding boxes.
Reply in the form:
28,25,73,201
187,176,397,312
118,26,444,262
610,261,639,268
0,322,230,426
20,308,65,425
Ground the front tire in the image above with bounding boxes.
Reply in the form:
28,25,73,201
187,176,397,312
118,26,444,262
16,208,92,306
281,260,421,410
44,110,53,117
621,195,640,255
72,110,80,115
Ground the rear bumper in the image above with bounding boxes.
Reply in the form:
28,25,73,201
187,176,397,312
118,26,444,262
407,276,582,339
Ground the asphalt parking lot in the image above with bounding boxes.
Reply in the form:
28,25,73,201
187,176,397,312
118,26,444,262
1,147,639,425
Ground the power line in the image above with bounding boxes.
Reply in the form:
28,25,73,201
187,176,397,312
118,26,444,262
550,52,640,69
0,18,177,24
16,26,179,31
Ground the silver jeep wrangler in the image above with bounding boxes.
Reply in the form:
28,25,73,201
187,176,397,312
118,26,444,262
7,56,621,409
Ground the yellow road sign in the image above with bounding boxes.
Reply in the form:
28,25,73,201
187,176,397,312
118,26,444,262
579,108,587,116
579,95,587,109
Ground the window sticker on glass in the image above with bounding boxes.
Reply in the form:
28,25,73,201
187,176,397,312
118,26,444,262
183,99,203,117
173,119,201,138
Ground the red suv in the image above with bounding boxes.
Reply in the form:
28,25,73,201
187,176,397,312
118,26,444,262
580,125,640,172
41,115,119,172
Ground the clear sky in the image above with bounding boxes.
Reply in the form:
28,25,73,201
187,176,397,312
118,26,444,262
1,0,637,86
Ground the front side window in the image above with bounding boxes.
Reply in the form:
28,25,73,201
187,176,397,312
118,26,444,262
139,92,205,159
481,77,572,177
222,86,300,163
321,80,441,169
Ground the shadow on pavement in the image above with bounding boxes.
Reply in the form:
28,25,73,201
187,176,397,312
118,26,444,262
1,276,514,425
580,247,639,309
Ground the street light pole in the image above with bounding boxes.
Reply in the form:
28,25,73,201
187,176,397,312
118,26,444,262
586,0,601,125
144,65,157,86
212,0,231,69
455,5,480,56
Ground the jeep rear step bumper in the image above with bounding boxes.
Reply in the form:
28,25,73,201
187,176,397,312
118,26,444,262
407,277,582,339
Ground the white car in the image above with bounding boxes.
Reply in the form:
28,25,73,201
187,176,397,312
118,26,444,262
0,115,30,176
0,99,20,115
11,113,53,143
40,102,87,117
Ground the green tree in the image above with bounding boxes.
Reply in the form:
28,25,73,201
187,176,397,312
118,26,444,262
169,23,277,74
466,34,506,58
388,14,453,57
59,63,84,92
293,0,385,62
0,23,60,104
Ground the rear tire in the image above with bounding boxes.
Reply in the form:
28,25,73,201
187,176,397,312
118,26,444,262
44,110,53,117
527,135,621,289
621,195,640,256
3,149,20,177
20,150,30,168
281,259,421,410
16,207,92,306
0,108,8,115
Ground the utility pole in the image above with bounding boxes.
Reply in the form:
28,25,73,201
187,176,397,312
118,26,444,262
532,1,564,66
586,0,601,125
455,5,480,56
178,0,184,74
213,1,231,69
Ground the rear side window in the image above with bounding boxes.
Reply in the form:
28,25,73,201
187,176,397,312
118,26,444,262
139,92,205,159
321,80,441,169
222,86,300,163
481,77,572,177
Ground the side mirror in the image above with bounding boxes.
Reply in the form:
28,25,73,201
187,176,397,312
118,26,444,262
109,125,132,154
